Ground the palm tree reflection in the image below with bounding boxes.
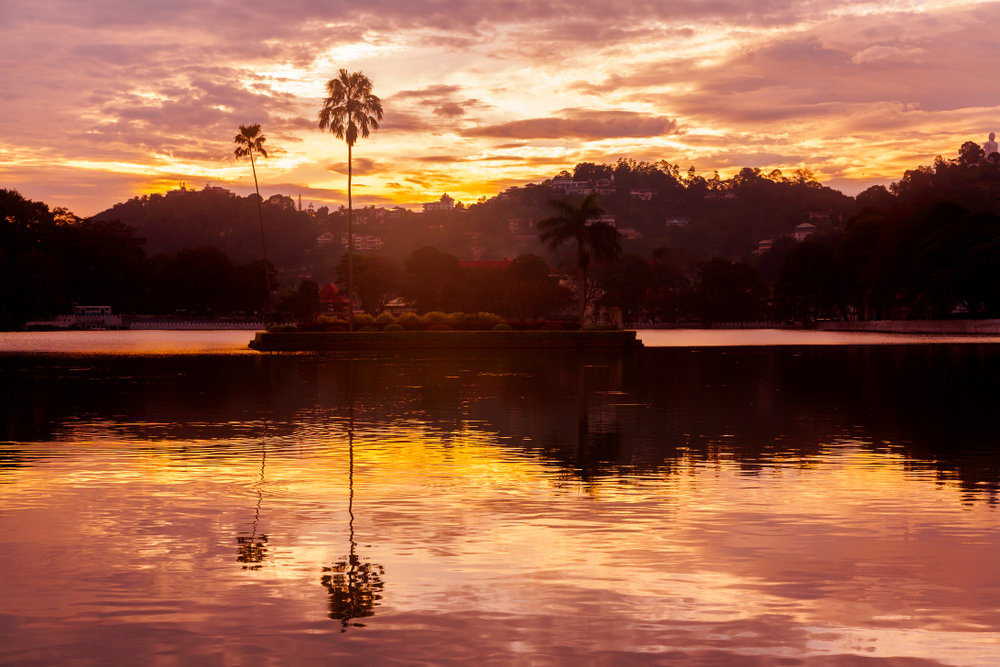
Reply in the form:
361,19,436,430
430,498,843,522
237,436,269,569
321,359,385,631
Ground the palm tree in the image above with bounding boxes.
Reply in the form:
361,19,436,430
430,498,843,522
318,69,384,332
233,124,273,308
538,191,622,327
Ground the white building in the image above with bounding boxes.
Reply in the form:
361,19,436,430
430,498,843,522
793,223,817,242
423,194,455,211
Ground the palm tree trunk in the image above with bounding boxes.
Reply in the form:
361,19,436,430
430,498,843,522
348,143,354,332
249,150,272,309
578,261,587,329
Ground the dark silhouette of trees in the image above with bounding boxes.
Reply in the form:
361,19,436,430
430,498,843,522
335,255,402,315
278,279,321,321
401,246,462,313
774,241,846,322
319,69,383,331
695,258,766,322
596,253,655,323
233,124,273,305
496,254,570,320
538,192,622,327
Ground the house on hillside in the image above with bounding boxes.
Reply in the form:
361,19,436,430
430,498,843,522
793,223,817,242
630,190,656,201
423,194,455,211
665,217,690,227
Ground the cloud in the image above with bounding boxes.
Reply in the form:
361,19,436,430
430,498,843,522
326,158,384,175
851,45,927,64
462,110,677,140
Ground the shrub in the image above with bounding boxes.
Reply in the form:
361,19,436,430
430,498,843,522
375,312,396,325
382,323,404,332
428,323,453,331
278,324,298,332
584,324,600,331
492,323,513,331
318,315,347,327
420,311,451,325
598,323,618,331
358,325,379,332
325,325,347,332
354,313,376,326
540,323,564,331
463,312,501,325
397,312,420,325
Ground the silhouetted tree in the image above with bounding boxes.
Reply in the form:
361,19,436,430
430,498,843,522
233,123,273,306
402,246,462,313
538,192,622,327
319,69,384,331
335,255,402,315
695,258,766,322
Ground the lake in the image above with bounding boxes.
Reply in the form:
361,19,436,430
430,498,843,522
1,331,999,666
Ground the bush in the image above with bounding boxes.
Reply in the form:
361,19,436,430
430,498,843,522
598,323,618,331
462,312,501,325
539,323,564,331
375,312,396,325
278,324,298,332
397,312,420,325
358,325,379,332
584,324,600,331
382,323,404,332
428,323,453,331
354,313,376,326
318,315,347,327
325,325,347,332
420,311,451,325
492,323,513,331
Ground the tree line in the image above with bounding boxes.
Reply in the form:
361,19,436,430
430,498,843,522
0,188,272,328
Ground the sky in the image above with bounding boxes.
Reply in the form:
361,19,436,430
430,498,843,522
1,0,998,217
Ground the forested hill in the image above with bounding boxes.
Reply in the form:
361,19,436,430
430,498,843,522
89,147,1000,276
93,190,319,269
91,161,856,273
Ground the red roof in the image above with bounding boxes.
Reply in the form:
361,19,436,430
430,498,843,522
320,283,350,304
459,258,512,269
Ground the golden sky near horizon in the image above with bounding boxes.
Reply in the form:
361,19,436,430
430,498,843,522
1,0,999,216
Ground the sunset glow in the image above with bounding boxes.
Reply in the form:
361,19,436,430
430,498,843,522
2,0,999,215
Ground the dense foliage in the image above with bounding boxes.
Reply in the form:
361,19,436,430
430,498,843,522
6,141,1000,328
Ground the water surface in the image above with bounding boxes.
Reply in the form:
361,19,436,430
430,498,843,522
1,333,999,666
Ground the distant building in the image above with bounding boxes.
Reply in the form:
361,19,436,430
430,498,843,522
342,235,384,250
203,183,233,196
665,217,690,227
320,284,351,315
793,223,817,242
508,219,521,233
317,232,336,245
423,194,455,212
588,214,616,228
757,239,774,255
630,190,656,201
619,228,643,240
552,178,593,195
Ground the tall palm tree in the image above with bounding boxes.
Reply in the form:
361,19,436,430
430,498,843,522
318,69,384,332
538,191,622,327
233,124,273,308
